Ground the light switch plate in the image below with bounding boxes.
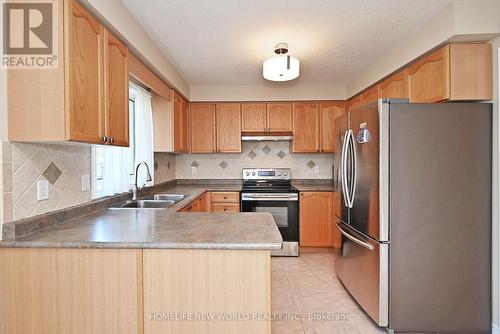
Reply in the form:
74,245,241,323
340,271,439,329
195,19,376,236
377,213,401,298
191,167,197,174
313,166,320,174
81,175,90,192
37,180,49,201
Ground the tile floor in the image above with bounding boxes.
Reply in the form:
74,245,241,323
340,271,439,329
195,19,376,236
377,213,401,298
271,248,386,334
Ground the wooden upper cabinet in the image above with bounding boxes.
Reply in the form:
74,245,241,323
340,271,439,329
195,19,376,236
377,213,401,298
408,43,492,102
241,103,266,132
360,86,379,105
299,192,334,247
190,104,216,153
173,93,183,152
9,0,129,147
346,95,362,111
378,69,408,99
291,102,319,153
171,93,189,153
216,103,241,153
267,103,293,132
104,30,129,146
320,101,344,153
67,1,104,144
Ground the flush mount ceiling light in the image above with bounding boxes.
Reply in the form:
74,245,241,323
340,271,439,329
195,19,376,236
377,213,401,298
263,42,300,82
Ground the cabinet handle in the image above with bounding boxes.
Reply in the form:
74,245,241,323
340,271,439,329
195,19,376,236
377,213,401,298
110,137,115,144
223,196,227,199
101,136,107,143
224,208,227,211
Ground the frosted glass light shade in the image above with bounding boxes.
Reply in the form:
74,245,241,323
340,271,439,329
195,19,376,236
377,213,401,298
263,55,300,81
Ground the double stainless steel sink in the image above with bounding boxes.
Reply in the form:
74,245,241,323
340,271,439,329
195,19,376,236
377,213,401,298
110,194,188,210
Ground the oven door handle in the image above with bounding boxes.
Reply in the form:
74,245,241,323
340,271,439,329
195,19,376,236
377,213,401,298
241,194,298,201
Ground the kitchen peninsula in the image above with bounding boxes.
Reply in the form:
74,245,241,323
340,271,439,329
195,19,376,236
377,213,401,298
0,185,282,334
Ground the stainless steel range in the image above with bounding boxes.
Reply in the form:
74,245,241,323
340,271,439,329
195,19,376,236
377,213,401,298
240,168,299,257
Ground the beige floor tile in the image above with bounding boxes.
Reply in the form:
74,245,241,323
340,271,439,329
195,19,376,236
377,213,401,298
293,290,364,315
272,290,298,313
272,320,305,334
287,274,344,293
271,260,286,273
302,314,385,334
271,272,291,293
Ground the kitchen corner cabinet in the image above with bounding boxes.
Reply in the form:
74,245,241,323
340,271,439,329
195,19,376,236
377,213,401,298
216,103,242,153
190,103,216,153
320,101,345,153
8,0,129,146
291,101,344,153
174,93,189,152
299,191,334,247
291,102,319,153
346,95,362,112
408,43,492,102
360,85,379,105
378,69,408,99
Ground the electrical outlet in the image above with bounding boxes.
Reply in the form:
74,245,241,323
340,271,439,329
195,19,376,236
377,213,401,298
191,166,198,174
81,175,90,192
313,166,320,174
37,180,49,201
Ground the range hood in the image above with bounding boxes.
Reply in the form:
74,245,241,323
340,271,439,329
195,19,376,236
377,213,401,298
241,132,294,141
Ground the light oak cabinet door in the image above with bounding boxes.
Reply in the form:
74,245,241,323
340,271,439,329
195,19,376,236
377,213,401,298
216,103,242,153
408,46,450,102
332,192,342,248
197,192,211,212
291,102,319,153
378,69,408,99
190,104,216,153
300,192,334,247
104,30,129,146
241,103,266,132
173,93,189,153
211,203,240,212
267,103,293,132
67,1,104,144
320,101,344,153
346,95,362,112
360,86,379,105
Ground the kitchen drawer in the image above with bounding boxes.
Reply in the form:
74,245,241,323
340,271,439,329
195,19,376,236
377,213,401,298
211,203,240,213
211,192,239,203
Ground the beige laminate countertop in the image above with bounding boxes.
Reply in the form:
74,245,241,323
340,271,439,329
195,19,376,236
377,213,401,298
0,185,283,251
292,183,337,192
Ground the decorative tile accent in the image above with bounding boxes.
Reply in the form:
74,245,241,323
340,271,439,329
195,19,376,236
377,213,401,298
307,160,316,169
247,150,257,160
42,162,62,185
262,145,271,155
154,160,159,171
219,160,228,169
190,160,200,168
277,150,286,159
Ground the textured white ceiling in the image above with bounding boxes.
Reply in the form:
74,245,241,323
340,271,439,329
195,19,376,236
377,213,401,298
121,0,453,86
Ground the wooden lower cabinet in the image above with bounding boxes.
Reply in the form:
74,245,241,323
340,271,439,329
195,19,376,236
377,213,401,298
0,248,143,334
211,192,240,212
332,192,342,248
211,203,240,212
197,192,211,212
299,191,335,247
0,248,272,334
143,249,271,334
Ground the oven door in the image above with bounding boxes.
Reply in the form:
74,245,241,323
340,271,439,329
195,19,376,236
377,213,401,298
240,193,299,242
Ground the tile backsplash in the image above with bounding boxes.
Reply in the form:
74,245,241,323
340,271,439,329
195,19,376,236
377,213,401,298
154,152,176,184
175,141,334,179
11,143,92,221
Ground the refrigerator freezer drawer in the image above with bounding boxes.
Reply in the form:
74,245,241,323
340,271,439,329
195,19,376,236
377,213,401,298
334,221,388,327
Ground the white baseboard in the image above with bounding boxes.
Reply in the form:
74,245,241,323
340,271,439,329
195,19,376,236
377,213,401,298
493,323,500,334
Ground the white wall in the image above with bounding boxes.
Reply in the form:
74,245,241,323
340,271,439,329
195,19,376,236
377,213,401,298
346,0,500,98
190,84,345,102
491,35,500,334
81,0,190,98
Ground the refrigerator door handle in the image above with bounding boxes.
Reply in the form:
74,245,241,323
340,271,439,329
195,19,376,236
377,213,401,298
348,129,357,208
340,130,350,207
336,222,374,251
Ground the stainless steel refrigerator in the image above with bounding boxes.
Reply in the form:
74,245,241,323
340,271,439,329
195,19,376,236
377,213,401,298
333,99,491,333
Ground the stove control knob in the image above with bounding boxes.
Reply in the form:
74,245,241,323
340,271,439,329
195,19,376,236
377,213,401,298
284,171,288,176
245,172,250,176
252,172,256,176
278,172,282,176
